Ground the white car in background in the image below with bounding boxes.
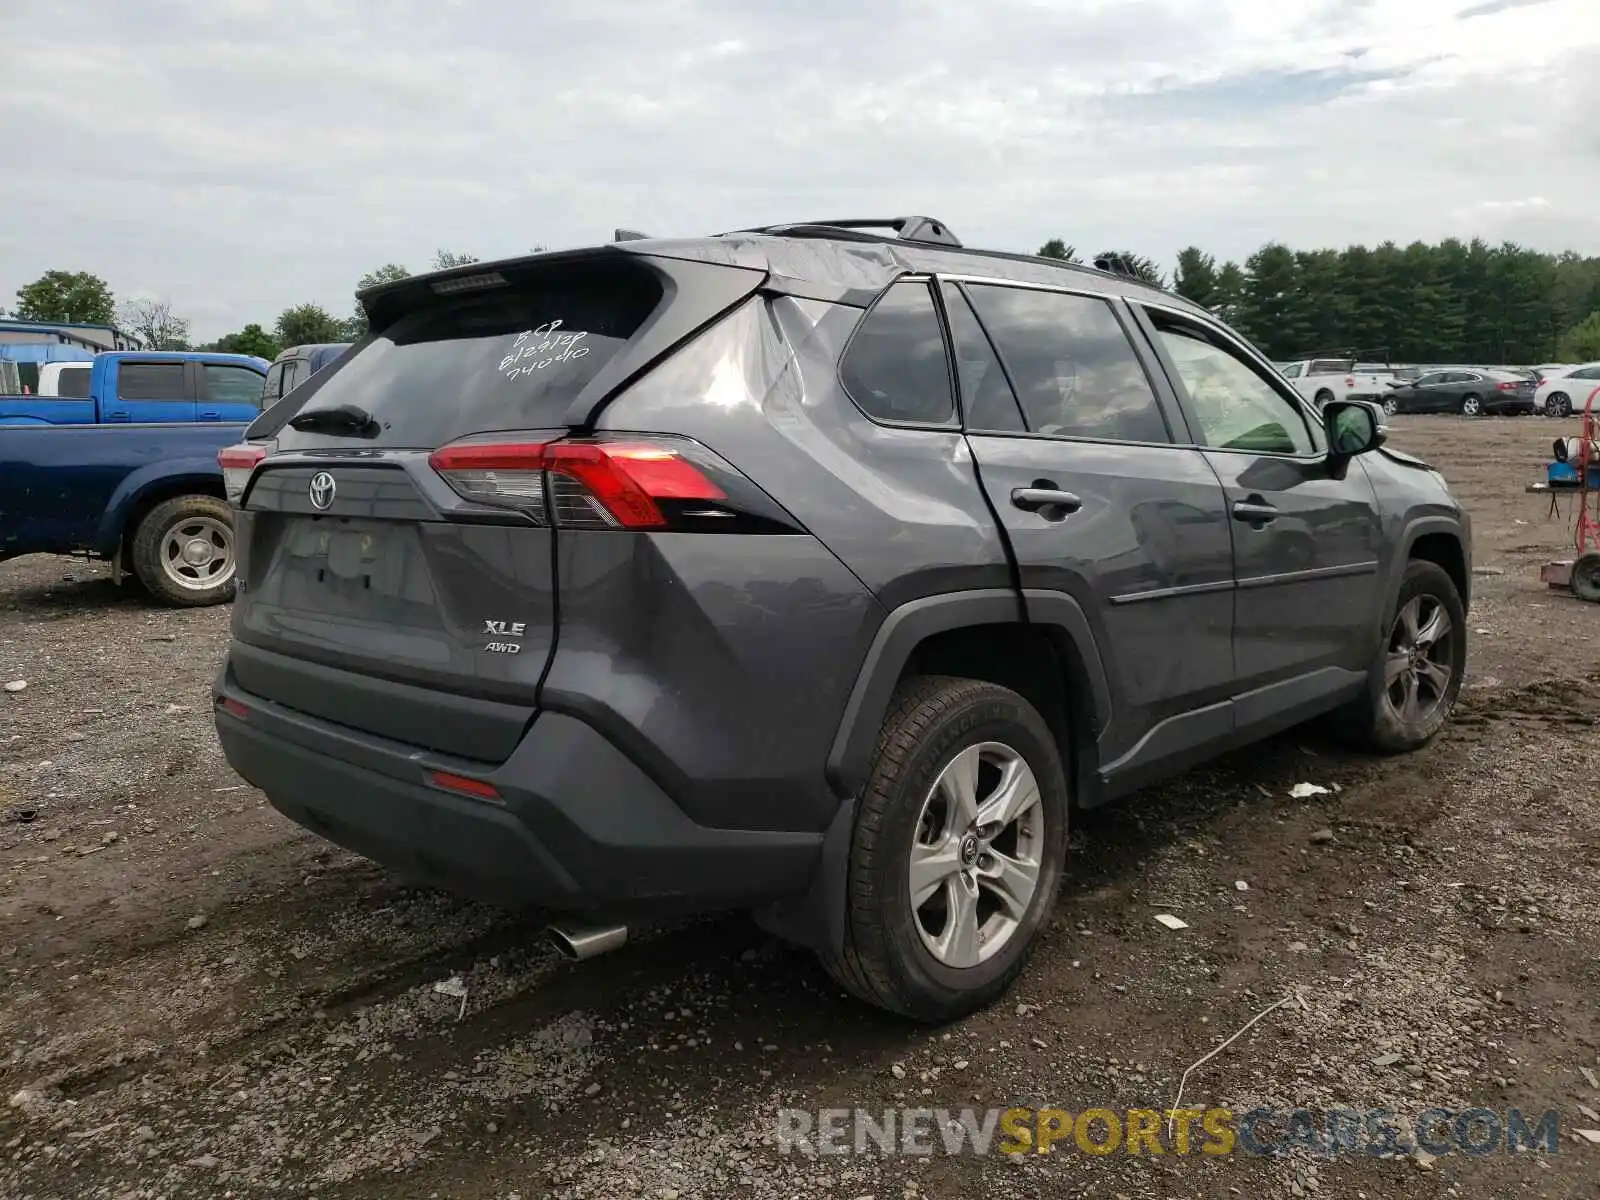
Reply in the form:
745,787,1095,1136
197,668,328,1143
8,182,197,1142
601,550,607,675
1535,363,1600,418
1275,358,1392,408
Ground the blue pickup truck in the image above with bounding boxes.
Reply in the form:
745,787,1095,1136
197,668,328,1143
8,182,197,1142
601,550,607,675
0,351,268,426
0,352,268,607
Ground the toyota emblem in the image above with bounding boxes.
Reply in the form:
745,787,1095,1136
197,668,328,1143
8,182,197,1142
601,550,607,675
308,472,336,511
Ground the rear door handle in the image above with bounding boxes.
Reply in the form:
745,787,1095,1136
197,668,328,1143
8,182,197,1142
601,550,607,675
1011,487,1082,517
199,411,220,420
1232,499,1278,524
105,411,131,421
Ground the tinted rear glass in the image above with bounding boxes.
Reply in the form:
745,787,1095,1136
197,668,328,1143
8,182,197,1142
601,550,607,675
117,363,185,400
58,366,91,398
292,263,662,446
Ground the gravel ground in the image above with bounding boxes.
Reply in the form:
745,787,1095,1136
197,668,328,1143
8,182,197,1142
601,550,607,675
3,414,1599,1199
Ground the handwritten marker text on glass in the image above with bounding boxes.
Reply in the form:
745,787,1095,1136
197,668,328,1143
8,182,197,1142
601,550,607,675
499,320,590,379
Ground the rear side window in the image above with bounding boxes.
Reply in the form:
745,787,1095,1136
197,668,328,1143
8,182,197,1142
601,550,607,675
203,364,265,405
941,283,1024,432
840,281,954,425
58,366,91,398
964,285,1169,443
117,363,185,400
296,263,662,447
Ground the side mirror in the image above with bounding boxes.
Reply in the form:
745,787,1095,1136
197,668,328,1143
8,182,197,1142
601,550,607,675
1325,400,1384,458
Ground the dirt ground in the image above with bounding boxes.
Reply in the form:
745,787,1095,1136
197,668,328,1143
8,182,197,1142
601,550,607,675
3,414,1599,1200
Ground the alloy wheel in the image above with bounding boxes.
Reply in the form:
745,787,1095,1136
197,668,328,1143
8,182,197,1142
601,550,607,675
1383,594,1457,728
908,742,1044,969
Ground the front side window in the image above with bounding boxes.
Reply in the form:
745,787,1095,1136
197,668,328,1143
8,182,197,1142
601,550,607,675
116,362,184,400
840,281,954,425
1279,362,1303,378
1150,317,1316,455
964,285,1169,443
203,364,265,405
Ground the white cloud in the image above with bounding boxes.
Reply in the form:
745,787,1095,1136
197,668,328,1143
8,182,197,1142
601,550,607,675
1,0,1596,338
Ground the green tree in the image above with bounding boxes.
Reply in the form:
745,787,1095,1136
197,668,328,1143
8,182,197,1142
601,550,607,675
1558,311,1600,361
1212,262,1247,329
1036,239,1082,263
1173,247,1219,309
1239,244,1311,359
275,304,345,348
14,270,115,325
211,323,281,360
432,249,479,269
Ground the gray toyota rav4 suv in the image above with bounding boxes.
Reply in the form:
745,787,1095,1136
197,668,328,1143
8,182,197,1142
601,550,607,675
214,216,1470,1021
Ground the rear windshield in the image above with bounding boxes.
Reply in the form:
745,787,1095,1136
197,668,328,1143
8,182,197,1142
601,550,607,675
293,261,662,447
57,366,91,398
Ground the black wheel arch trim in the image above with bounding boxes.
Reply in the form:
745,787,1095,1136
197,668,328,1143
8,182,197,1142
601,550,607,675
824,588,1113,803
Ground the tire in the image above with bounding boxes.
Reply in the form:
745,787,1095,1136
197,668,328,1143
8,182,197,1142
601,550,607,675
818,676,1070,1022
1547,392,1571,419
1335,560,1466,754
1460,394,1482,417
1573,552,1600,604
130,495,238,608
1314,390,1335,409
1382,397,1400,417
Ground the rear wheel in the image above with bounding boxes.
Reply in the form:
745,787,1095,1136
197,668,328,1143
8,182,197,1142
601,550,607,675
819,676,1069,1022
1382,397,1400,417
1335,560,1466,753
1314,389,1335,409
130,495,238,608
1547,392,1572,418
1460,394,1482,417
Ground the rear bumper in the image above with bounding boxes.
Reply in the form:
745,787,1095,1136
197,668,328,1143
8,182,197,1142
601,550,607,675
1485,398,1535,414
214,662,823,916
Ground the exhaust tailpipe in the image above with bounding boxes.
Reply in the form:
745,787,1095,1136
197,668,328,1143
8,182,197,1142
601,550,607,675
546,922,628,962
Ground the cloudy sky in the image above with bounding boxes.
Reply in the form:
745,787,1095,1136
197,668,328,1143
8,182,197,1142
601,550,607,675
3,0,1597,340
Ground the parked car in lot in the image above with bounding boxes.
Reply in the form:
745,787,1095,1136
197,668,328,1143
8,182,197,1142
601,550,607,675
213,217,1472,1021
36,361,93,397
1533,362,1600,418
1381,368,1535,416
1275,357,1392,408
0,351,267,425
0,421,250,606
260,343,353,410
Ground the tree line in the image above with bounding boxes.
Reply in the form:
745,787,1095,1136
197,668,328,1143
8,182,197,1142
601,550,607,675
1039,238,1600,364
3,249,482,361
10,236,1600,366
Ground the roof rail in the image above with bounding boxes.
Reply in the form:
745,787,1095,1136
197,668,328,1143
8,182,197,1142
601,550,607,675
1092,252,1138,278
739,216,963,248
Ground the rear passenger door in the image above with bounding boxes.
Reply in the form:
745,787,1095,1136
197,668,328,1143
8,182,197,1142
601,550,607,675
105,360,193,422
196,361,268,421
947,279,1237,773
1130,304,1384,712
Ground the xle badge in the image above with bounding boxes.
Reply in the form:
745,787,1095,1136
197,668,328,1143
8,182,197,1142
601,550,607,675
483,619,525,655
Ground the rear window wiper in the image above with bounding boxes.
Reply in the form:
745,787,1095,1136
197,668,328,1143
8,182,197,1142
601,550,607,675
287,403,380,437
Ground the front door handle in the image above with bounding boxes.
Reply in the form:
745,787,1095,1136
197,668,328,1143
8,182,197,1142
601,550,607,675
1011,486,1082,518
1232,498,1278,524
105,411,131,421
199,411,220,420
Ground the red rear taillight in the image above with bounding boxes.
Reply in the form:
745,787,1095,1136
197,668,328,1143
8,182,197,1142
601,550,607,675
1497,381,1517,391
219,444,268,504
428,437,729,530
216,696,249,721
1345,376,1355,387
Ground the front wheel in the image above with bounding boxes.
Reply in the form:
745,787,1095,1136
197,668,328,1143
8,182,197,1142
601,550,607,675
1334,560,1466,753
819,676,1069,1022
130,495,238,607
1460,394,1483,417
1547,392,1572,419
